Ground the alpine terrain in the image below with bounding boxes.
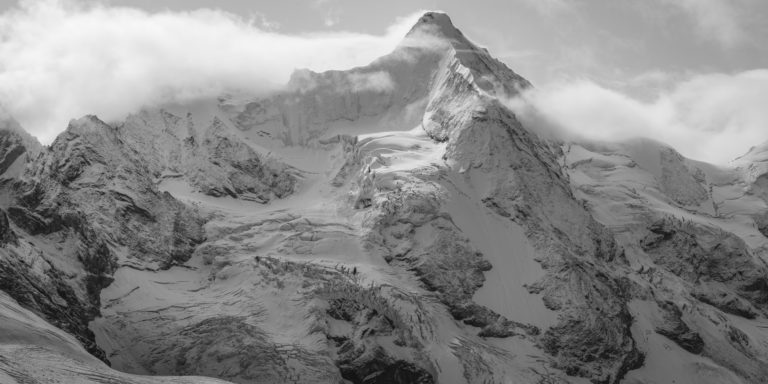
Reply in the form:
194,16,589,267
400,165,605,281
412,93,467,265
2,12,768,384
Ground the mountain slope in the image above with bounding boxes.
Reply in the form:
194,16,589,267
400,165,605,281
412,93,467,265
1,11,768,384
565,138,768,383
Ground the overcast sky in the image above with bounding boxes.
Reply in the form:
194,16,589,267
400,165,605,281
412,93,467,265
0,0,765,163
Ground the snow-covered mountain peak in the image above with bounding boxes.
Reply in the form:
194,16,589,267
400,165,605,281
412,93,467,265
405,12,467,46
59,115,119,144
400,12,530,97
5,10,768,384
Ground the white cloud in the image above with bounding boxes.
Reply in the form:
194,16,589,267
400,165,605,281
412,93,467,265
0,0,424,143
507,70,768,164
658,0,747,47
348,71,395,92
287,69,395,93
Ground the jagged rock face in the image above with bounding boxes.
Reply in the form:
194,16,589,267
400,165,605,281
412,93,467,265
0,116,43,179
736,139,768,198
0,245,107,360
414,48,643,380
146,316,328,382
565,130,768,382
321,279,437,384
0,127,120,360
0,209,18,246
654,300,704,354
119,109,297,200
0,116,207,364
0,130,29,176
20,116,205,267
0,290,231,384
642,218,768,319
364,182,538,340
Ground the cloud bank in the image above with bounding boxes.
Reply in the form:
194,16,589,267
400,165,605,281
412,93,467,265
0,0,764,167
509,70,768,164
0,0,423,143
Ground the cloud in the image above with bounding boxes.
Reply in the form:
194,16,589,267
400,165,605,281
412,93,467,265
348,71,395,92
287,69,395,94
658,0,747,47
507,70,768,164
0,0,424,143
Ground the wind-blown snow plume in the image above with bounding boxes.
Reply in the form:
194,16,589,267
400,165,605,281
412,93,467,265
0,0,424,143
508,69,768,164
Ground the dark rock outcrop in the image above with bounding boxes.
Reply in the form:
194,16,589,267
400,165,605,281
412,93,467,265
7,205,53,235
367,186,538,339
430,96,641,382
654,301,704,354
642,217,768,318
119,111,298,201
0,248,107,361
0,130,27,175
339,350,434,384
0,209,18,246
0,117,207,363
20,116,206,266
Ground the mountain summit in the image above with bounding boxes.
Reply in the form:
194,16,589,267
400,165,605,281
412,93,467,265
406,12,468,43
1,11,768,384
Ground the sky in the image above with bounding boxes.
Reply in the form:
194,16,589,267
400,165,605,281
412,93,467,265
0,0,765,164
